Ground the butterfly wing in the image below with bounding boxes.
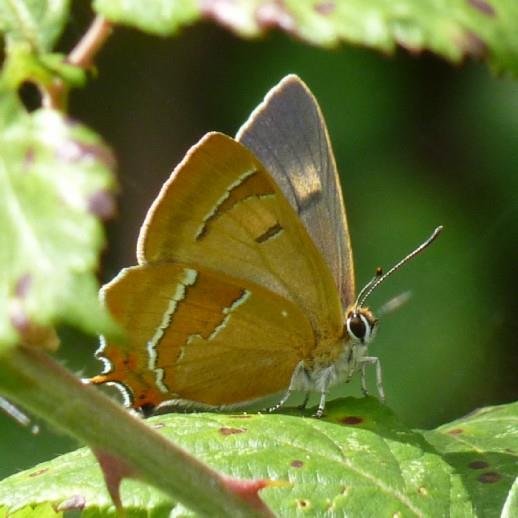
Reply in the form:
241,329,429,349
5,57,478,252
237,75,356,308
92,263,314,408
138,132,343,337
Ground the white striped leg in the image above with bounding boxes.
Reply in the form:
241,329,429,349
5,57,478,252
268,389,293,413
268,361,308,414
315,390,328,418
360,356,385,401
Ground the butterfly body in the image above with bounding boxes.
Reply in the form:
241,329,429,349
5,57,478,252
92,75,439,416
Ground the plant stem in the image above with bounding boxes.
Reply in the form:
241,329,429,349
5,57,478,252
68,16,113,69
0,346,271,517
42,16,113,110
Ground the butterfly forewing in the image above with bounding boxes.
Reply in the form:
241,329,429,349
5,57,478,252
92,263,314,408
237,75,355,309
137,132,343,336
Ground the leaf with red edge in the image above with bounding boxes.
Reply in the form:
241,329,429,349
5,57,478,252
93,0,518,76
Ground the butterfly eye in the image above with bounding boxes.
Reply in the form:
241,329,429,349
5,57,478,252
346,311,375,343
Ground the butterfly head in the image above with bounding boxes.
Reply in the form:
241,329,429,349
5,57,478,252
345,307,378,345
344,226,444,345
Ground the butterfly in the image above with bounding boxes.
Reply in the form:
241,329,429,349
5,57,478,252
91,75,442,417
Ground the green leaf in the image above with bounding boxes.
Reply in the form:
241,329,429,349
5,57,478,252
501,477,518,518
0,398,473,516
0,0,70,52
93,0,518,76
0,502,60,517
93,0,199,37
0,91,117,348
422,401,518,517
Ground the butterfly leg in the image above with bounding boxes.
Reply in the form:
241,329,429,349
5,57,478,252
268,362,309,413
313,367,336,418
298,392,310,410
268,389,293,413
315,391,328,418
359,356,385,401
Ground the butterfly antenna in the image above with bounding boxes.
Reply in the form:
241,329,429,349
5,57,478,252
357,226,443,308
354,267,383,307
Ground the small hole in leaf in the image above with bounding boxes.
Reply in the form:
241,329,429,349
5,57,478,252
296,499,310,509
18,81,42,112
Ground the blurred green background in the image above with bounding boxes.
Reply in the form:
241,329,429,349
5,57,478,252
1,4,517,480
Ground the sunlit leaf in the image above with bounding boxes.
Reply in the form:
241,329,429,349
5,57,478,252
93,0,518,75
0,91,117,349
423,401,518,517
0,0,70,52
0,398,473,515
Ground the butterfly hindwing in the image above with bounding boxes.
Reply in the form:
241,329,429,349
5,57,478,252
92,263,314,408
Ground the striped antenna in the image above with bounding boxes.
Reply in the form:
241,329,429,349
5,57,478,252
356,226,443,308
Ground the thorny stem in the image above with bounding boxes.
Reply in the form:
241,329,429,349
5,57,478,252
41,16,113,110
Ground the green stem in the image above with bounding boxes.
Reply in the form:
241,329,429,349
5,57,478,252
0,346,270,517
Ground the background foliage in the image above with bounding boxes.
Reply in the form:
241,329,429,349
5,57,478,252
1,0,517,490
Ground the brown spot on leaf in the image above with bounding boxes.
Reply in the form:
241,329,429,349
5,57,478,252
458,31,488,58
469,460,489,469
87,190,116,220
478,471,501,484
447,428,464,435
29,468,49,477
219,426,246,436
297,499,310,509
417,486,428,496
315,1,335,15
15,274,32,298
56,495,86,511
468,0,496,16
340,416,363,425
290,460,304,468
